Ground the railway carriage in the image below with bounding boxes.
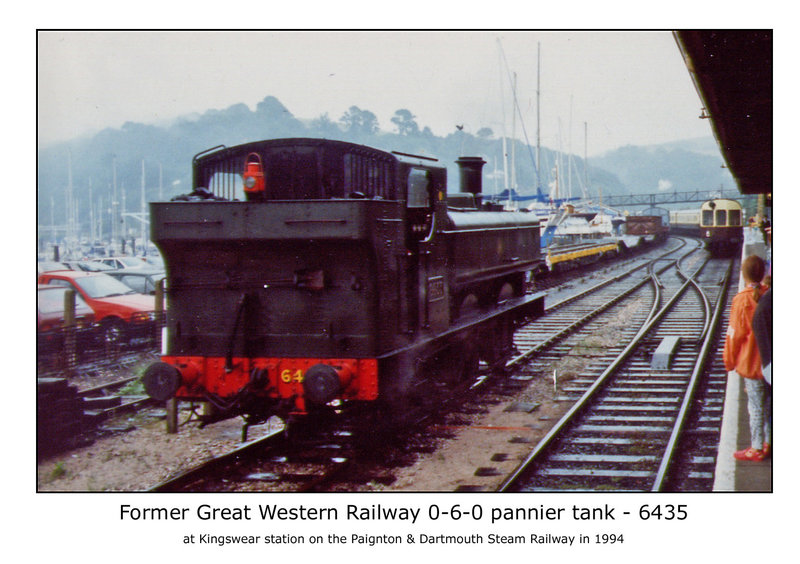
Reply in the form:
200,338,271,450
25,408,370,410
143,138,545,424
669,198,743,253
624,208,669,243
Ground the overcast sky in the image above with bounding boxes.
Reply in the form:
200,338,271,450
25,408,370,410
37,30,714,156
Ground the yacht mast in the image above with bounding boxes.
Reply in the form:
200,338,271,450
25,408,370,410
584,122,590,198
536,41,541,191
510,71,518,208
89,179,95,244
66,150,76,257
141,160,147,253
112,157,119,254
568,96,573,199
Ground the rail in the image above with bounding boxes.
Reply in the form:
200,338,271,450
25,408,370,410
507,239,693,368
650,258,734,490
497,251,731,492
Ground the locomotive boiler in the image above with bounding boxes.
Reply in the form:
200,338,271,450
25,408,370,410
143,138,545,423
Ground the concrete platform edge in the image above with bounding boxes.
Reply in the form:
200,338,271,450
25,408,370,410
712,371,739,491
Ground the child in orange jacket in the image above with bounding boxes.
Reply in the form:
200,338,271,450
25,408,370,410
723,255,771,462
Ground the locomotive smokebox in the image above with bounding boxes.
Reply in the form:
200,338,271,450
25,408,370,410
456,156,486,206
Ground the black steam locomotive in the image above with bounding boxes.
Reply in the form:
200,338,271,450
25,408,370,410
143,138,545,423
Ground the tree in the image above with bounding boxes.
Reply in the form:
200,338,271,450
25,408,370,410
340,106,379,136
477,127,494,139
310,113,342,137
253,96,303,137
390,109,420,136
255,95,292,118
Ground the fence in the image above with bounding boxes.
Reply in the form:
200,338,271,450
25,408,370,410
37,284,166,376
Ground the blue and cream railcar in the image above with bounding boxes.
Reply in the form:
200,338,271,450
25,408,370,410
669,198,743,253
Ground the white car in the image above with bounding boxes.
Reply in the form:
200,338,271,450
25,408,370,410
90,256,149,270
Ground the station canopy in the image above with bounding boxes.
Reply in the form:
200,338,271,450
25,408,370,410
675,30,772,196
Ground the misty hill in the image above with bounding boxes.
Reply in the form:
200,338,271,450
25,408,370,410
591,140,736,195
37,95,736,235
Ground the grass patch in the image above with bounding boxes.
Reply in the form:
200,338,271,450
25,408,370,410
120,377,145,395
49,461,67,481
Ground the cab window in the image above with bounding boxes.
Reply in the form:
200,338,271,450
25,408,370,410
407,169,430,208
715,209,727,226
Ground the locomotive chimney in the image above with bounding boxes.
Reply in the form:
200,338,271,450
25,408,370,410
456,156,486,206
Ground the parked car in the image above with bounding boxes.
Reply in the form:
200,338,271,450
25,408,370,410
37,284,96,333
64,260,115,273
37,270,157,345
143,255,164,269
105,268,166,295
90,256,149,270
37,284,97,354
37,261,69,273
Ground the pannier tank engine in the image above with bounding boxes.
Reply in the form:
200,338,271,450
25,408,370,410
143,138,545,422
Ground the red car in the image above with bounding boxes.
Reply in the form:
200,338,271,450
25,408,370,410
37,270,157,345
38,284,97,356
37,284,96,332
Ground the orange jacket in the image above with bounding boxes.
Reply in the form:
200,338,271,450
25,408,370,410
723,284,767,379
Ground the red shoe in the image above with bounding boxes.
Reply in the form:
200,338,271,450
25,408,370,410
734,447,765,462
762,443,771,458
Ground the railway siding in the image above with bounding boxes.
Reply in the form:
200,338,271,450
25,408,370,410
499,251,735,492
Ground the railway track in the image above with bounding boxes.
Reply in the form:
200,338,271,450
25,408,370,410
512,238,691,369
79,376,153,418
149,238,734,493
148,412,411,492
497,241,737,492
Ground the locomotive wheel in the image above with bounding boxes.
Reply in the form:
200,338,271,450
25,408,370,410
455,293,480,319
509,272,527,297
439,343,479,387
281,407,330,442
457,347,480,383
479,282,501,307
497,281,515,301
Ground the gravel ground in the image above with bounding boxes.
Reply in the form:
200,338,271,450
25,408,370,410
37,383,565,493
36,409,282,492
